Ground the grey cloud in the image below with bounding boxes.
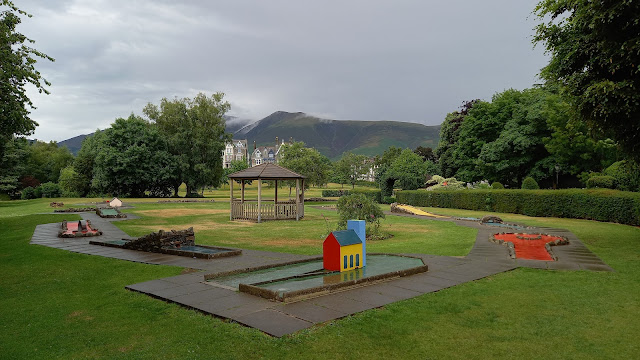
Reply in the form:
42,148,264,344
16,0,546,142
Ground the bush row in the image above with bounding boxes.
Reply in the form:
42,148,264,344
321,189,383,203
396,189,640,226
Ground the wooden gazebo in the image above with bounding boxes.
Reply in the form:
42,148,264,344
228,163,306,222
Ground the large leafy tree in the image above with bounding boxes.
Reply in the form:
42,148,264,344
334,152,368,189
73,130,105,195
144,92,230,195
279,141,330,188
0,1,54,154
385,149,427,191
435,100,478,178
533,0,640,161
93,115,178,197
23,140,74,184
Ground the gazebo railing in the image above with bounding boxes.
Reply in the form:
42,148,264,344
231,201,304,221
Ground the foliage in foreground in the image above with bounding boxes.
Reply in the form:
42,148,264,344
534,0,640,161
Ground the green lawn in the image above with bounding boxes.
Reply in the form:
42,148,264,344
0,200,638,359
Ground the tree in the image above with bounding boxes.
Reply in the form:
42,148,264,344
374,146,403,190
144,92,230,195
435,100,479,178
58,165,89,196
0,1,54,157
23,140,74,184
222,159,249,186
414,146,436,162
92,114,178,197
385,149,427,191
533,0,640,161
334,152,368,189
0,136,27,197
279,141,330,188
73,130,105,195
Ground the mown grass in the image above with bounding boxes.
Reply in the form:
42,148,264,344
0,200,638,359
114,201,476,256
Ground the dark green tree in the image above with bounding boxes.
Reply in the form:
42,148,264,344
0,1,54,157
385,149,427,191
144,92,230,195
23,140,74,184
0,136,27,197
279,141,330,188
533,0,640,161
92,115,178,197
73,130,105,196
435,100,479,178
414,146,436,162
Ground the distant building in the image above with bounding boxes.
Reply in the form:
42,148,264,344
222,139,248,168
250,137,287,167
358,158,378,182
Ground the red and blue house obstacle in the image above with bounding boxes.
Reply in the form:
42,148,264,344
323,220,366,272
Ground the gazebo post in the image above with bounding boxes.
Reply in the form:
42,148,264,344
295,178,300,221
274,180,278,204
301,179,305,218
229,180,234,221
241,180,245,203
257,179,262,223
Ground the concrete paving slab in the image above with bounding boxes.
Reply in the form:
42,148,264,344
273,302,346,323
234,309,313,337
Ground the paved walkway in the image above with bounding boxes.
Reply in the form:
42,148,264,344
30,210,612,337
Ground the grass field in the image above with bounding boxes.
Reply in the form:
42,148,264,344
0,197,638,359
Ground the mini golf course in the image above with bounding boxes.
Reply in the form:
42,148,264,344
29,207,614,337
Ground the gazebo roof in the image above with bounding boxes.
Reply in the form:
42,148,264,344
228,163,306,180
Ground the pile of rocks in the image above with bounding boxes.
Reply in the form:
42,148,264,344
481,215,503,224
54,207,97,213
122,227,195,252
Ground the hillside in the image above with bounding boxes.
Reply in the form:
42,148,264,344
235,111,440,159
57,112,441,159
58,133,90,155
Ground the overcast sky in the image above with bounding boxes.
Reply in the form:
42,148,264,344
17,0,547,142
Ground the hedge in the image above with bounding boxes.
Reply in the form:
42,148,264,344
396,189,640,226
321,188,382,203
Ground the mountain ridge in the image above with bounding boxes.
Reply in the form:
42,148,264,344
56,111,441,158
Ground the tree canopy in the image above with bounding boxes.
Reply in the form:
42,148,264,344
144,92,230,195
279,141,330,188
534,0,640,161
334,152,368,189
92,115,178,197
0,1,54,149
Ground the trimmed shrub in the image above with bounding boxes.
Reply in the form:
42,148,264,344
491,182,504,189
351,189,382,203
21,187,36,200
604,160,640,192
586,176,616,189
396,189,640,226
382,196,396,204
521,177,540,190
322,188,382,203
